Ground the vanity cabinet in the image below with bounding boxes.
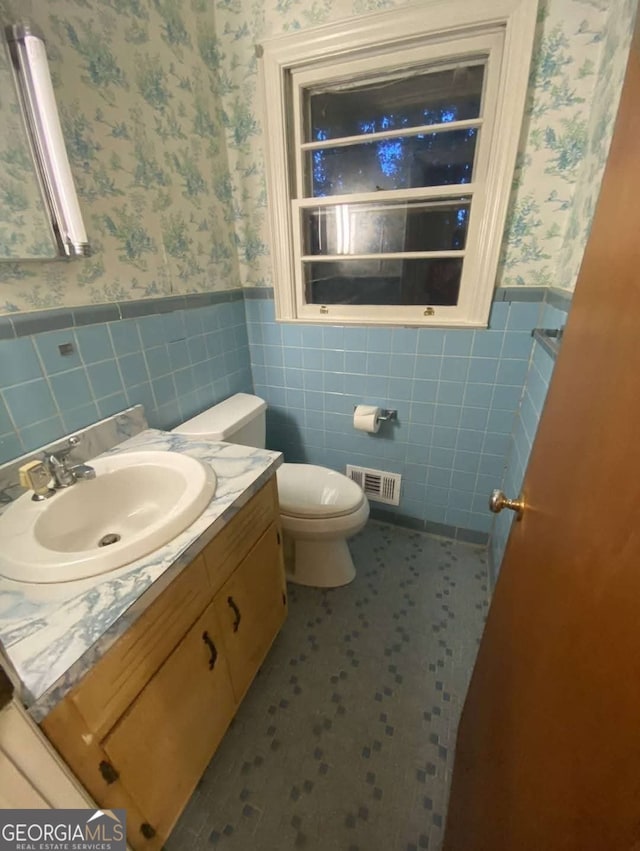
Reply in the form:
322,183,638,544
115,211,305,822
215,522,287,701
100,598,236,841
41,476,287,850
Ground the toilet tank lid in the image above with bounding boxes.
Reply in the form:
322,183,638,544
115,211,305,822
175,393,266,440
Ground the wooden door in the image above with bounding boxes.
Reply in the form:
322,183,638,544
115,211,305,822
103,598,236,842
215,522,287,701
444,21,640,851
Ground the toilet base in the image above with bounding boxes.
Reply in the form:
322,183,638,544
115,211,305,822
286,538,356,588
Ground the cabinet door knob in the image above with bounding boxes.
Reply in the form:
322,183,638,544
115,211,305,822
98,760,119,784
140,823,156,840
202,631,218,670
228,596,241,632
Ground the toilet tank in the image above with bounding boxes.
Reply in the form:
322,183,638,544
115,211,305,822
173,393,267,448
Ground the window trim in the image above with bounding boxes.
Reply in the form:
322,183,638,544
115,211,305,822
260,0,538,327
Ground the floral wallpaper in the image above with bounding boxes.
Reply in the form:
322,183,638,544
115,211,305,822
0,0,240,313
0,0,634,314
554,0,637,291
212,0,635,291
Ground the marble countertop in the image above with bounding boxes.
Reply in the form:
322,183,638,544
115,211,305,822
0,429,282,721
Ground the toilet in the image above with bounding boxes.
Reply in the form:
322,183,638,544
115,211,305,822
173,393,369,588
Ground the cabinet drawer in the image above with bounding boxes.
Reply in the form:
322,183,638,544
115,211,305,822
71,556,211,738
102,598,236,843
202,477,279,594
216,522,287,701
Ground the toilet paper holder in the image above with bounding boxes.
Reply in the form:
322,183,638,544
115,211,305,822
353,406,397,424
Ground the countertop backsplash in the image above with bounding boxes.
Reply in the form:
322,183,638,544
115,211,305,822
0,405,148,509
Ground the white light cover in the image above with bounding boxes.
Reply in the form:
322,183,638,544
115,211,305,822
9,25,89,257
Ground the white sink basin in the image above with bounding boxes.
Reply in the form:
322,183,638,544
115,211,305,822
0,450,217,584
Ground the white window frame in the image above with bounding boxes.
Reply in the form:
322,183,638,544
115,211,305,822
260,0,538,327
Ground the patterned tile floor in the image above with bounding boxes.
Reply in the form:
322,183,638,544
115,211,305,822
166,521,489,851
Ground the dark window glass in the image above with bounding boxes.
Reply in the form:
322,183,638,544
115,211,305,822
308,129,477,197
304,258,462,306
302,199,470,255
306,64,484,142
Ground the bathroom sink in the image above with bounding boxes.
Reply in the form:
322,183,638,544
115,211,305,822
0,450,217,584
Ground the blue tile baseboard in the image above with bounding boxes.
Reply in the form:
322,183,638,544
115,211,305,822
545,287,573,311
3,290,245,339
493,286,547,302
370,506,489,545
0,316,15,340
243,287,275,300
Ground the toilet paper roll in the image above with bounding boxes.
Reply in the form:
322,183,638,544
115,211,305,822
353,404,381,434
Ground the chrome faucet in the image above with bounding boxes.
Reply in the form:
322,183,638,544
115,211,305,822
44,436,96,489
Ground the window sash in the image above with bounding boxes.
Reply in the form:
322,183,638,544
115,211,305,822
293,190,480,302
291,33,502,201
292,184,480,208
301,252,465,261
293,195,474,262
289,35,502,319
294,186,486,319
301,126,482,199
299,118,484,153
302,56,487,98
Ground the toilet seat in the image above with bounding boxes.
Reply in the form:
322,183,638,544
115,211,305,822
277,464,365,519
279,496,369,540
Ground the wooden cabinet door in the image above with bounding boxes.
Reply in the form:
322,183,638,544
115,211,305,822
102,599,236,843
215,522,287,701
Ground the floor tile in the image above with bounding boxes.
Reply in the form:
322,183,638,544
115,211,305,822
166,521,489,851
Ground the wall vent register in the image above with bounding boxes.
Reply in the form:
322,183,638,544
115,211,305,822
346,465,401,506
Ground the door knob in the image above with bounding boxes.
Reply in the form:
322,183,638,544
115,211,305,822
489,489,524,520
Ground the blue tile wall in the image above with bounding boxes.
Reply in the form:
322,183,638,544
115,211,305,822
0,286,560,548
0,300,252,465
489,298,568,578
245,297,543,538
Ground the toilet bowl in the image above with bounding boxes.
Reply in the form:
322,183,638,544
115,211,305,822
172,393,369,587
276,463,369,587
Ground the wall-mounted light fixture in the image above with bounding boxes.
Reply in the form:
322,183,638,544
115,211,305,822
5,23,89,258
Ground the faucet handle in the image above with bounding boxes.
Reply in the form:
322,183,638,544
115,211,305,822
50,435,80,461
19,460,55,500
62,435,80,455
